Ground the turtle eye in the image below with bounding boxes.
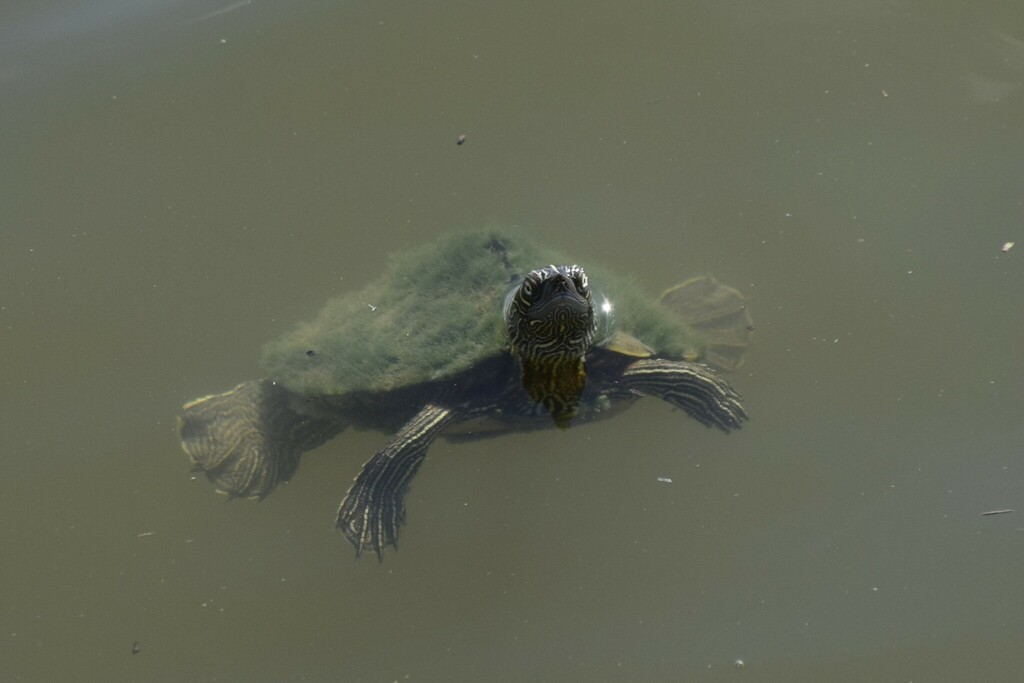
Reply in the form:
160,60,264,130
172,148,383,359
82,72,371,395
569,268,587,294
521,272,546,300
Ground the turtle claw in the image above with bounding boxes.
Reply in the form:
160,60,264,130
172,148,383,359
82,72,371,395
336,499,393,560
336,454,411,559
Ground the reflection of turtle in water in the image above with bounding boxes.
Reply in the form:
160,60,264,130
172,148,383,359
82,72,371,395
179,228,752,558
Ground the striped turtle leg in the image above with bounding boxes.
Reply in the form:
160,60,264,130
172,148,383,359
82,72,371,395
336,403,457,558
620,359,747,432
180,380,346,499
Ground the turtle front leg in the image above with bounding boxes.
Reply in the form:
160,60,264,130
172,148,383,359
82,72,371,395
620,358,747,432
336,403,457,558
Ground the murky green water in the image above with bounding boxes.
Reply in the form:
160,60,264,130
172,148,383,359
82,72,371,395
4,1,1023,681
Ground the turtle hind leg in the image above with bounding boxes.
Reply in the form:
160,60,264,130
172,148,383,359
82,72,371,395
337,404,456,559
659,276,753,371
179,380,345,500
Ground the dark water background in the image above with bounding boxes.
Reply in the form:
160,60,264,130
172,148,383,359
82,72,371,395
3,1,1023,681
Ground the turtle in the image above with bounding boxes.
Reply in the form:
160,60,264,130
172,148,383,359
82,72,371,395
179,227,752,558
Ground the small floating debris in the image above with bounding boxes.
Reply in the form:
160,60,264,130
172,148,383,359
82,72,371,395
136,531,156,538
656,476,673,483
132,641,141,655
981,509,1015,516
1001,241,1014,253
367,303,378,312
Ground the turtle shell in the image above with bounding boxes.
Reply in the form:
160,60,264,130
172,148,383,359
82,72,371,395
260,228,705,396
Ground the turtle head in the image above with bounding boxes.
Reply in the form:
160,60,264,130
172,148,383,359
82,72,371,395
505,265,597,361
505,265,597,428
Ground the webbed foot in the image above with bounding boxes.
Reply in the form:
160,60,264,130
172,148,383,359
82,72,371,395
336,404,454,558
180,380,342,499
660,276,753,371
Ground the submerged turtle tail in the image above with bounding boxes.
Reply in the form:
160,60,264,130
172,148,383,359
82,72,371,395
179,380,346,500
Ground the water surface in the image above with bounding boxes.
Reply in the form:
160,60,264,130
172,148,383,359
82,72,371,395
3,1,1023,681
